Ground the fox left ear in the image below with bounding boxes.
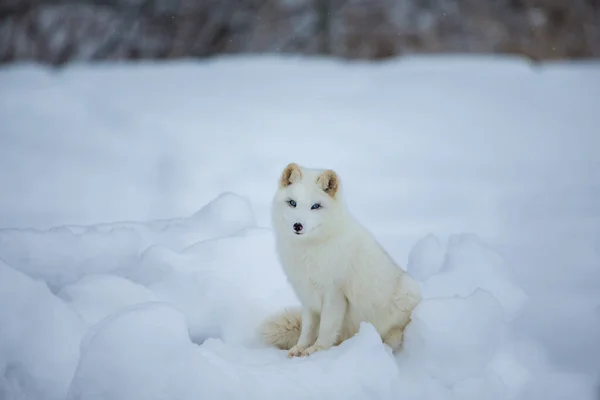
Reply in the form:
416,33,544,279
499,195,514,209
316,170,339,197
280,163,303,188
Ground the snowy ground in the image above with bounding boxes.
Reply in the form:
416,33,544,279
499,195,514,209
0,54,599,400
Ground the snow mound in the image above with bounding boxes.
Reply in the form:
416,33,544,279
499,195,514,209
68,303,401,400
407,233,444,281
0,193,596,399
0,192,256,291
409,233,528,320
58,274,158,326
0,260,85,400
66,303,207,400
404,289,506,386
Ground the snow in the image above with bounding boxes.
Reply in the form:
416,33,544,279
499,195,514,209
58,274,158,326
416,234,528,320
407,233,444,281
1,54,599,399
0,261,85,400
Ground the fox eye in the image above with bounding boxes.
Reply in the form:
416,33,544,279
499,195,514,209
288,199,297,208
311,203,321,210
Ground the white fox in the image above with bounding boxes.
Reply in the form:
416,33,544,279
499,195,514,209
261,163,421,357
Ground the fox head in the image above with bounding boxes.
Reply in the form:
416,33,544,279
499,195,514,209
271,163,346,241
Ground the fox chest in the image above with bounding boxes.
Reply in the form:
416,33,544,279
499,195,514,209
279,247,345,311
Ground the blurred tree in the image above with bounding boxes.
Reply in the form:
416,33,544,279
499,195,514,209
0,0,598,65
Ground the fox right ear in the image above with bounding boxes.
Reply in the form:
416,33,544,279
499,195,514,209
280,163,302,187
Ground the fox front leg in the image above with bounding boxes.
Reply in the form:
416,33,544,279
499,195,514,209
301,291,346,356
288,308,319,357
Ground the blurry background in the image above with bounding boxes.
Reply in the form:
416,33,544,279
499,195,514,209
1,0,599,66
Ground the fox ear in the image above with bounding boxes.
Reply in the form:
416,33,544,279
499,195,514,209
280,163,302,187
316,169,339,197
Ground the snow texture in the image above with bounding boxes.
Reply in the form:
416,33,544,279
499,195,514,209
0,55,599,399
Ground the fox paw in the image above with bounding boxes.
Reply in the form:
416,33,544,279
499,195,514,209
300,344,324,357
287,345,308,358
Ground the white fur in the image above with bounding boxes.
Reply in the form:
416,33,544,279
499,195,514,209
260,164,421,357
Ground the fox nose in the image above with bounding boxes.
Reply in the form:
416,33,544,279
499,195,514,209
293,223,303,232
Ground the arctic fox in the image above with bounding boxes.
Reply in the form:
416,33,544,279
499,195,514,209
261,163,421,357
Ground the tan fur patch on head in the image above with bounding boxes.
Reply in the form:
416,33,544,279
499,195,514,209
316,169,339,197
280,163,303,187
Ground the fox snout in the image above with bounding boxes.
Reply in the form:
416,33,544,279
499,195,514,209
293,223,303,234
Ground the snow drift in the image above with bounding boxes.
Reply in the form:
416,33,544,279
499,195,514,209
0,193,595,400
